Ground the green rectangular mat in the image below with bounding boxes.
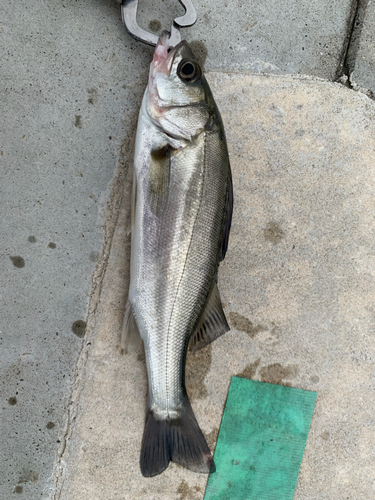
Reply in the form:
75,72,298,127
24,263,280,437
204,377,317,500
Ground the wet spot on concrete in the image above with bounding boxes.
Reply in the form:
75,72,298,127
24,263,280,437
14,486,23,493
74,115,82,129
203,427,219,450
48,242,56,249
10,256,25,268
237,358,261,379
89,251,100,262
321,431,330,441
185,344,212,400
28,235,36,243
177,480,202,500
8,397,17,405
189,40,208,68
263,221,285,244
46,421,55,429
71,320,87,338
148,20,161,32
259,363,299,385
295,127,305,137
87,88,98,105
310,375,320,383
228,312,265,338
18,470,39,483
137,351,145,362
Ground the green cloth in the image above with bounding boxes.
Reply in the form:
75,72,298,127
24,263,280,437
204,377,317,500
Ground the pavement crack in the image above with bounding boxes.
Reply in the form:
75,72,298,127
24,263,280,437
338,0,369,81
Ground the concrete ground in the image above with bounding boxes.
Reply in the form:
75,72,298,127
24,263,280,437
1,0,375,499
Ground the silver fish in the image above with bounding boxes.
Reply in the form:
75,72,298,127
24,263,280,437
123,34,233,477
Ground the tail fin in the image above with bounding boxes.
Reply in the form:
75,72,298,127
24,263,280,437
140,397,214,477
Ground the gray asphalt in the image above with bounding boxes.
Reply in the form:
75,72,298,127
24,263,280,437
1,0,374,498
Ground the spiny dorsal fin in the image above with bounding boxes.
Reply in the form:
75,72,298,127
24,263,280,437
189,282,230,352
219,170,233,262
121,299,141,353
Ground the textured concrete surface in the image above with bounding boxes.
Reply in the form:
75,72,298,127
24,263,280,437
2,0,375,498
136,0,356,79
54,74,375,500
1,0,144,497
346,0,375,95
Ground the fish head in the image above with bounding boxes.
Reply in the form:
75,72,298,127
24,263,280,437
146,33,210,141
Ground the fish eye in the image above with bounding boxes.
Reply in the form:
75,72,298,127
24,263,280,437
177,59,201,83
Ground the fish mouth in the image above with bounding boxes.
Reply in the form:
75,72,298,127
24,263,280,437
150,32,185,78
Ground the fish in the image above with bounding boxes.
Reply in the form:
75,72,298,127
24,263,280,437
122,33,233,477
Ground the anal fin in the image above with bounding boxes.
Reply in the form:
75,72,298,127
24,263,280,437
121,299,142,353
189,283,230,352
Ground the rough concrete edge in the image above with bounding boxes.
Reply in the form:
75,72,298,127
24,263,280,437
47,154,128,499
206,69,375,101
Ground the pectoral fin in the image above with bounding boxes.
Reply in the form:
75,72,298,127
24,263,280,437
148,144,170,217
189,283,230,352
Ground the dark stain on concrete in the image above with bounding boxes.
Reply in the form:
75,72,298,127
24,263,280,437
89,251,99,262
237,358,261,379
8,397,17,406
259,363,299,385
190,40,208,68
28,235,36,243
74,115,82,129
10,256,25,268
46,421,55,429
310,375,320,384
137,351,145,362
321,431,330,441
18,470,39,483
148,19,162,32
14,486,23,494
229,312,265,338
71,320,87,338
185,343,212,400
177,480,202,500
263,221,285,244
48,242,56,249
87,88,98,105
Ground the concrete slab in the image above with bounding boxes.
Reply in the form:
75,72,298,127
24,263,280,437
53,73,375,500
1,0,149,497
346,0,375,95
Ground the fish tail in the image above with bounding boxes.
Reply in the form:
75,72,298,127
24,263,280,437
140,397,214,477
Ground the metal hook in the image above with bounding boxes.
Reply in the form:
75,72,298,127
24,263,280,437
114,0,197,47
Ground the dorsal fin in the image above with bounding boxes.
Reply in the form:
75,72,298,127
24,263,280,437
189,282,230,352
219,170,233,262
